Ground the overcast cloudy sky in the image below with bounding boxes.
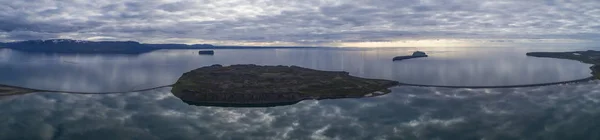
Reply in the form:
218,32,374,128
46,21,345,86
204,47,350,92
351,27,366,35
1,0,599,47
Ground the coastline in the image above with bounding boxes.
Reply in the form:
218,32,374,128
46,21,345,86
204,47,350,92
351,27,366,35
394,50,600,89
3,50,599,107
397,76,595,89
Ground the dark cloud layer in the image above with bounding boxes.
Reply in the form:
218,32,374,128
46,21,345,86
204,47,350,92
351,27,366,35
0,0,599,45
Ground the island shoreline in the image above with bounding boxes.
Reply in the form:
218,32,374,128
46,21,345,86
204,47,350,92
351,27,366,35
397,76,595,89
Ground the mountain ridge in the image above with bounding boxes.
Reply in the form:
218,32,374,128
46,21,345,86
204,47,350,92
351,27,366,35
0,39,250,54
0,39,318,54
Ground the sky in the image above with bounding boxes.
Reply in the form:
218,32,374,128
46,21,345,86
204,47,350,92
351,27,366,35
1,0,599,47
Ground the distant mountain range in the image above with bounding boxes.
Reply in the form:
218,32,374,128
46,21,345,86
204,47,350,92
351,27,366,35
0,39,312,54
0,39,215,54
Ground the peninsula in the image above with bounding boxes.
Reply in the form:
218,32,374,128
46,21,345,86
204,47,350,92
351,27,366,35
391,50,599,89
527,50,600,78
0,85,36,96
170,64,399,107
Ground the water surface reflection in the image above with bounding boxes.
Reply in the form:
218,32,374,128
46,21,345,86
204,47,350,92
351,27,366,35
0,47,593,92
0,47,598,139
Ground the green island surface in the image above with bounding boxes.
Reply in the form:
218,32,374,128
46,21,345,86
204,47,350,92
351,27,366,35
171,64,399,107
527,50,600,79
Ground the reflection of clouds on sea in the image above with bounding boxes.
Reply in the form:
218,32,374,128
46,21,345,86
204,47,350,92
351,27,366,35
1,81,599,139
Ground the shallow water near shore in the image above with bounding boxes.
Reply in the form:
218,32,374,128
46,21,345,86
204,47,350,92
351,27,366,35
0,46,599,139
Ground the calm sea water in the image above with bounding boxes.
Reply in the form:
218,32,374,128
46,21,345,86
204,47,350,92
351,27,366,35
0,47,598,139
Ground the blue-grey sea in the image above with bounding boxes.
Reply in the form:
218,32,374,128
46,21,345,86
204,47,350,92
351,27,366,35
0,46,598,140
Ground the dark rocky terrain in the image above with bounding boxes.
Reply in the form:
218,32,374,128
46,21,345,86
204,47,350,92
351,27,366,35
198,50,215,55
393,51,428,61
171,64,399,107
0,85,35,96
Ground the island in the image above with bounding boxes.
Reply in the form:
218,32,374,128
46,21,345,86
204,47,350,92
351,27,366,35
170,64,399,107
527,50,600,79
393,51,428,61
198,50,215,55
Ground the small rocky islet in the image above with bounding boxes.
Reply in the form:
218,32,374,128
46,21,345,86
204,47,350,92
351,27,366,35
198,50,215,55
393,51,428,61
171,64,399,107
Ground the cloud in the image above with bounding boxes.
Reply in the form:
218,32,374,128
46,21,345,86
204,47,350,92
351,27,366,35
0,0,599,46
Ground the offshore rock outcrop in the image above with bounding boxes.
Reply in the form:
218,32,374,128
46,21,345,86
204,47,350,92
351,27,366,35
393,51,428,61
171,64,399,107
198,50,215,55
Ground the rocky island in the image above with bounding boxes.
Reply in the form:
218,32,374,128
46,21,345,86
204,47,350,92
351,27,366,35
171,64,399,107
393,51,428,61
527,50,600,78
198,50,215,55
